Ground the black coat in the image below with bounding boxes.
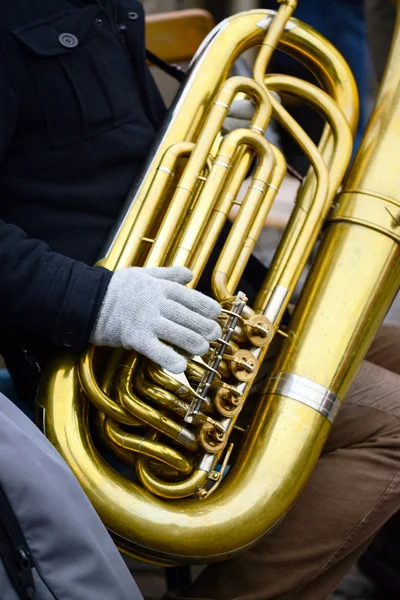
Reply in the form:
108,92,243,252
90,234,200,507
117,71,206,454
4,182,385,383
0,0,269,402
0,0,166,397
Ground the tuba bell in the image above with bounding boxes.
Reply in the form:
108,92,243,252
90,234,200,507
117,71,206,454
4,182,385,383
38,0,400,566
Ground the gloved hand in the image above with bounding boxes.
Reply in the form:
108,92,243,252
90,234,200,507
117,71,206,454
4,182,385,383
90,266,222,373
222,97,281,147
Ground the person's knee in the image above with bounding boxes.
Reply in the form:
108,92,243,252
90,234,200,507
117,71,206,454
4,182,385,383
324,361,400,453
347,361,400,417
366,324,400,375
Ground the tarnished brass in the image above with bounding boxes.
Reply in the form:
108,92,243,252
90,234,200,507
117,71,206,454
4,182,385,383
245,315,274,346
229,350,259,382
215,388,243,418
199,423,228,454
37,0,400,566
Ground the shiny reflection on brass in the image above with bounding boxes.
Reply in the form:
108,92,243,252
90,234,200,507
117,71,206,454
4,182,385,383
104,419,193,475
245,315,274,346
215,388,243,418
199,423,228,454
38,0,400,567
229,350,259,382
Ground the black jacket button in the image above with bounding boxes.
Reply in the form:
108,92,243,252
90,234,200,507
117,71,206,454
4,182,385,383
62,332,77,347
128,12,139,20
58,33,79,48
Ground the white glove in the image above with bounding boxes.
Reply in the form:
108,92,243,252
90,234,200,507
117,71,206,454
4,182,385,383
222,98,281,147
90,266,222,374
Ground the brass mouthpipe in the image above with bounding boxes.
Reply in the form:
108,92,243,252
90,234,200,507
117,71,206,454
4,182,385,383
104,419,193,476
253,0,297,84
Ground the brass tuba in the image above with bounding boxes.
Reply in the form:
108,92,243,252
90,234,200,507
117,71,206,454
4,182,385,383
38,0,400,566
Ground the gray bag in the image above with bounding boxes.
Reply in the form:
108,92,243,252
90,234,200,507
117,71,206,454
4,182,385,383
0,392,143,600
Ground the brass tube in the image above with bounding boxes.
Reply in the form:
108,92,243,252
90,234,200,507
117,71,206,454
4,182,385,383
105,419,192,475
95,351,143,465
40,9,365,565
267,75,353,196
93,411,138,469
226,145,287,296
99,347,123,395
79,346,139,426
145,363,216,415
41,351,331,561
211,129,276,302
134,367,190,416
254,76,353,314
188,147,254,288
149,462,182,481
116,355,198,451
146,77,273,268
216,103,329,313
136,458,209,500
173,80,273,271
98,10,357,272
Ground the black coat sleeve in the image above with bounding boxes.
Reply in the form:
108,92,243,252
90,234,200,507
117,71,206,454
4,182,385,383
0,46,112,353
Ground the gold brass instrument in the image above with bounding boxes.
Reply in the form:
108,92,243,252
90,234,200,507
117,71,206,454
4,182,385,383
38,1,400,565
